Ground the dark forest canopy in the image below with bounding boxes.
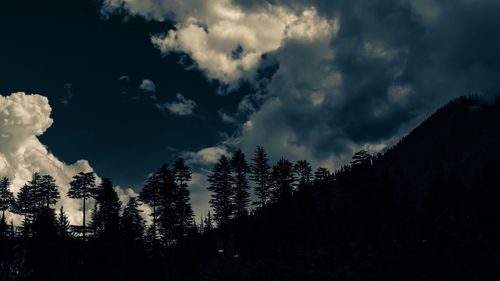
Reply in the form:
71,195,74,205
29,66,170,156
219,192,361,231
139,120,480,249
1,95,500,281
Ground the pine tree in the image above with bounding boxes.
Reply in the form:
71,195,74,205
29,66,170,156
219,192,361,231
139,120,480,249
271,158,296,203
57,206,71,238
120,197,145,243
250,146,271,209
93,178,121,240
0,177,15,219
173,158,194,242
231,149,251,218
156,164,177,246
28,173,44,215
350,150,372,168
68,172,97,240
39,175,60,208
207,155,234,226
294,160,313,190
15,184,33,236
139,170,163,244
204,211,213,233
314,167,331,183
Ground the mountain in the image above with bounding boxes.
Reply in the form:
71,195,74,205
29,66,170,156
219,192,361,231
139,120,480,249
189,95,500,281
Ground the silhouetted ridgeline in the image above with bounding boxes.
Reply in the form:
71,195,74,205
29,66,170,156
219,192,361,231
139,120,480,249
1,95,500,281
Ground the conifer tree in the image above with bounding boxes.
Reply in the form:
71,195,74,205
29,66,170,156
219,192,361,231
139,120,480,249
68,172,97,240
204,211,213,233
57,206,70,238
139,170,163,244
314,167,331,183
271,158,296,203
93,178,121,240
120,197,145,243
207,155,234,226
0,177,15,219
231,149,251,218
15,184,33,236
250,146,271,209
294,160,313,190
156,164,177,246
173,158,194,242
40,175,60,208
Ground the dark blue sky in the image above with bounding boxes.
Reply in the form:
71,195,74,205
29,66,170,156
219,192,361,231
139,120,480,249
0,0,246,188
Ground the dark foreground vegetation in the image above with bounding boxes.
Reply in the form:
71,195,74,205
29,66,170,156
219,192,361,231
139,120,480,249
1,95,500,281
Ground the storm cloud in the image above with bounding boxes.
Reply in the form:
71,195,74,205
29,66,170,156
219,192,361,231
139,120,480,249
102,0,500,170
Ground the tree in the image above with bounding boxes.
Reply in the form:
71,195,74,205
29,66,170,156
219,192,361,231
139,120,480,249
139,171,163,244
15,184,33,236
250,146,271,209
314,167,331,183
93,178,121,240
173,158,194,242
204,211,213,233
207,155,234,226
68,172,97,240
294,160,313,190
27,173,44,215
156,164,178,246
39,175,60,208
120,197,145,243
231,149,251,218
271,158,296,203
350,150,372,168
141,164,178,246
57,206,70,238
0,177,15,219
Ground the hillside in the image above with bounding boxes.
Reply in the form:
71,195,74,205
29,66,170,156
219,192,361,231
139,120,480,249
188,96,500,281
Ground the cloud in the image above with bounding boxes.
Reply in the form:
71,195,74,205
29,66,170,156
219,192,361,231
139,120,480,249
157,93,197,116
0,92,93,225
102,0,337,86
139,78,157,93
182,146,229,166
0,92,138,226
218,110,237,123
103,0,500,175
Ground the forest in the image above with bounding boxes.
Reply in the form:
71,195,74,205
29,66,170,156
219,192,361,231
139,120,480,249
1,95,500,281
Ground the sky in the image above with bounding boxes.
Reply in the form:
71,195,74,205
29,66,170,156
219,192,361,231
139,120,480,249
1,0,500,223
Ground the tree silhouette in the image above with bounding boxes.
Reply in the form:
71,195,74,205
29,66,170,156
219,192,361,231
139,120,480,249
140,171,163,244
14,184,33,236
93,178,121,240
68,172,97,240
156,164,177,246
0,177,15,219
313,167,331,183
173,158,194,242
231,149,251,218
294,160,313,190
39,175,60,209
271,158,296,203
204,211,213,233
28,173,44,214
120,197,145,243
208,155,234,226
57,206,70,238
250,146,271,209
